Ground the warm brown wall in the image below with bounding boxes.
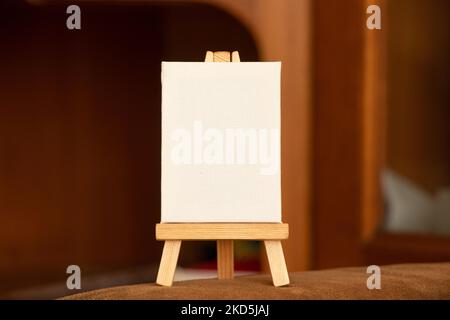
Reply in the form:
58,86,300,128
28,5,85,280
0,3,165,292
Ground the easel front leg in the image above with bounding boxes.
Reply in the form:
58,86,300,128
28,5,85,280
156,240,181,286
264,240,290,287
217,240,234,279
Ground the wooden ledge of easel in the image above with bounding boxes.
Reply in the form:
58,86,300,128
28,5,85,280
156,223,289,240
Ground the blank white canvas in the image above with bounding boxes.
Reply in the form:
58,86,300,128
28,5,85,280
161,62,281,222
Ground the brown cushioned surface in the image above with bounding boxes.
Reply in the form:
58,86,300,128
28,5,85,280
62,263,450,300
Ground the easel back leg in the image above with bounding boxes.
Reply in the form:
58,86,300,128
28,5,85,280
217,240,234,279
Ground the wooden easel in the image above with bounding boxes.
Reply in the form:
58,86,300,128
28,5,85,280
156,51,290,287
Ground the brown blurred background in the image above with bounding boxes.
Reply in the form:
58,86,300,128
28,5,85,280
0,0,449,298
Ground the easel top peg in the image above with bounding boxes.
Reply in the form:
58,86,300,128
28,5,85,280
204,51,240,63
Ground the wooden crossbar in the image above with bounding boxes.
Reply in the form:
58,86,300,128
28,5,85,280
156,223,289,240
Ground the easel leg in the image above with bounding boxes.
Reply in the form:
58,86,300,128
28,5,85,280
156,240,181,286
217,240,234,279
264,240,290,287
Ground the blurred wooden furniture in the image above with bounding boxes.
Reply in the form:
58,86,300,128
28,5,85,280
314,0,450,269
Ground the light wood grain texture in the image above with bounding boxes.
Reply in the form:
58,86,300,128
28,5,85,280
213,51,231,62
231,51,240,62
205,51,214,62
264,240,290,286
156,240,181,286
217,240,234,279
156,223,289,240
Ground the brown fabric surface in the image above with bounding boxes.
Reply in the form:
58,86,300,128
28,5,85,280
62,263,450,300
